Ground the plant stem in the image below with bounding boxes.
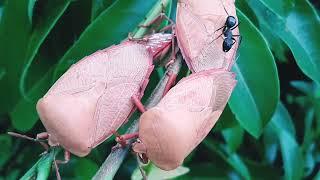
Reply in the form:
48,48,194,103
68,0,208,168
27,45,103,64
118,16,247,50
92,54,182,180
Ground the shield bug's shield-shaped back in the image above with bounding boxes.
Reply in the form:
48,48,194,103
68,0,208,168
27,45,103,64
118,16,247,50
36,33,173,157
176,0,240,72
132,69,237,170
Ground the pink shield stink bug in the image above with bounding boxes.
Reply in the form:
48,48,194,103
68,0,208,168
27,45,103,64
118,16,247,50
35,32,175,159
176,0,240,72
117,69,236,170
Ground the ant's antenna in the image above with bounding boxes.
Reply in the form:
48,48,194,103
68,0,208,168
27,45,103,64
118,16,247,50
219,0,230,16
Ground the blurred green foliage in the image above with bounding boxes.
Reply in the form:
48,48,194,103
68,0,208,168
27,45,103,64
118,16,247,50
0,0,319,179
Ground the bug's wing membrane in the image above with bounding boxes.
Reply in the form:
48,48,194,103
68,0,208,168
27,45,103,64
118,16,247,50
89,43,153,148
141,70,237,170
177,0,240,72
90,83,140,147
194,71,237,145
209,71,237,110
176,3,212,71
47,50,111,95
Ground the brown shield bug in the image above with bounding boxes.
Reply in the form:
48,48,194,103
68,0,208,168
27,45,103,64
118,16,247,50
34,32,175,159
176,0,240,72
117,69,236,170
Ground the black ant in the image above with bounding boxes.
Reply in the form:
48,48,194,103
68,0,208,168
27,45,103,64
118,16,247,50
215,2,241,52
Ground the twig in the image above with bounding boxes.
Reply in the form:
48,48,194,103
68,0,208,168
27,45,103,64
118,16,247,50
92,54,182,180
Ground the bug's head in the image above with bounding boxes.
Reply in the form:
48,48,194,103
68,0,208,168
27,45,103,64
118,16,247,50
133,140,149,164
36,94,94,157
226,16,237,28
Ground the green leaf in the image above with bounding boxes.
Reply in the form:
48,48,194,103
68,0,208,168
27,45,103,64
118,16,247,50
53,0,159,80
91,0,115,20
0,0,31,114
0,67,5,80
174,163,236,180
11,70,52,131
203,140,251,180
260,25,289,63
27,0,36,23
222,125,244,152
228,9,279,137
269,103,304,180
19,0,71,99
263,123,278,164
131,164,189,180
36,152,55,180
291,80,316,96
74,158,99,179
243,159,281,179
247,0,320,85
213,105,237,131
148,165,189,179
278,130,304,180
270,102,296,136
0,134,12,167
302,108,315,149
20,148,58,180
0,0,70,122
0,0,5,23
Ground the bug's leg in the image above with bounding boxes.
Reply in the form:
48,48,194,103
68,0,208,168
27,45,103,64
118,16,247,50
164,25,177,68
163,71,177,97
131,95,146,113
53,159,62,180
52,150,70,180
162,34,178,97
138,13,164,29
36,132,49,139
36,132,50,150
128,32,149,42
133,140,149,164
139,1,171,30
136,154,148,180
112,131,139,150
55,150,70,164
138,165,147,180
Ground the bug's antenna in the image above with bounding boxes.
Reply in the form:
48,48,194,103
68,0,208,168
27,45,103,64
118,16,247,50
8,132,49,150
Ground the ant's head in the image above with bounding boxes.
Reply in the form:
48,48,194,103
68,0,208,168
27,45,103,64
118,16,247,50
226,16,237,28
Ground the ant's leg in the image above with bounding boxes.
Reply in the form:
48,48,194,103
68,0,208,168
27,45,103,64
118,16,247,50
219,0,230,16
211,32,224,44
214,25,226,33
231,37,237,46
232,35,242,46
231,22,240,30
